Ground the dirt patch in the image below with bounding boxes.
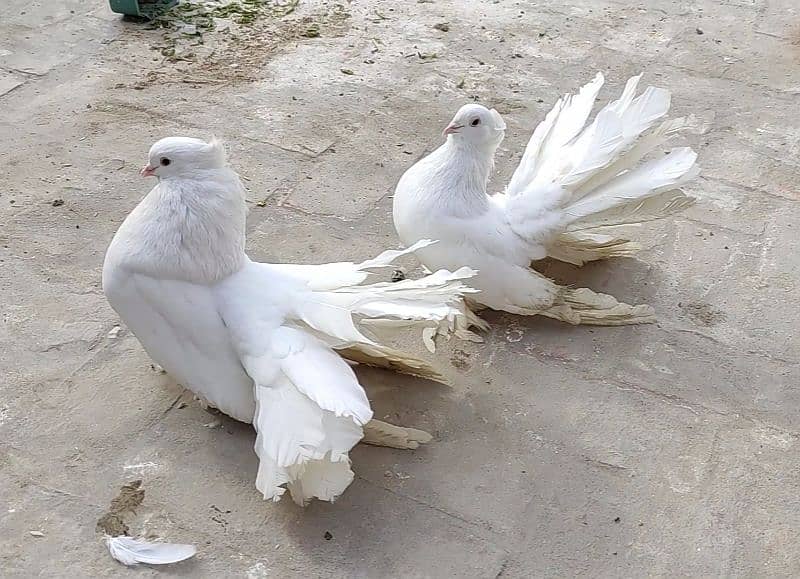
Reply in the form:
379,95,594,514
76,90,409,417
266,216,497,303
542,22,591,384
680,301,726,327
450,348,472,370
96,479,145,536
112,1,352,88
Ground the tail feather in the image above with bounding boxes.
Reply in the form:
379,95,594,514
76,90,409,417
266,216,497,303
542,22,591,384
559,86,671,189
314,266,482,353
574,115,704,198
566,189,696,233
506,72,605,195
268,239,437,291
606,74,641,116
503,73,700,257
336,342,448,384
546,231,642,266
562,147,698,228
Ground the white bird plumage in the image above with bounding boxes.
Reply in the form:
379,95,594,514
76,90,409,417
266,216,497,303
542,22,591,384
106,536,196,566
393,73,701,325
103,137,477,505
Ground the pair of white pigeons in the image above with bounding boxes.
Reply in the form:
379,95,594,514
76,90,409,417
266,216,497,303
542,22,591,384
104,73,699,507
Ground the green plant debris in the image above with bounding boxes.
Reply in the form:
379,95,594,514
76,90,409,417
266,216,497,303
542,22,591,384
301,23,320,37
152,0,299,32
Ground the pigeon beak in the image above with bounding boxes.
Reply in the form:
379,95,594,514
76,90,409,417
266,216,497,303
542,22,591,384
140,165,157,177
442,123,463,137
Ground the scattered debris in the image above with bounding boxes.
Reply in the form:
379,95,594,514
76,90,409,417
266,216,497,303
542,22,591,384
680,301,726,327
98,480,196,566
614,516,621,523
302,23,320,37
340,68,355,75
51,199,64,207
433,22,449,32
150,363,167,374
96,480,145,537
123,0,348,86
450,348,472,370
29,530,45,538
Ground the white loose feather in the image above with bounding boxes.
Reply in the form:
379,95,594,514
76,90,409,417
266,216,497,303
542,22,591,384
106,536,196,566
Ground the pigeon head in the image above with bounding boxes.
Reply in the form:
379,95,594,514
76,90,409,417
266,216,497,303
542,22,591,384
141,137,226,179
442,104,506,149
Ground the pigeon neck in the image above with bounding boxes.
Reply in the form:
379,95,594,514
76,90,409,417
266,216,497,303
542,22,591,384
113,169,248,284
429,140,494,213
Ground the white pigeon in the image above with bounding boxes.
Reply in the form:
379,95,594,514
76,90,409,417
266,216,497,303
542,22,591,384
103,137,477,505
393,73,701,325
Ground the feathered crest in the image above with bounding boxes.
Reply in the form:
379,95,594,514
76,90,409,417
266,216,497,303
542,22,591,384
206,136,227,167
490,109,506,131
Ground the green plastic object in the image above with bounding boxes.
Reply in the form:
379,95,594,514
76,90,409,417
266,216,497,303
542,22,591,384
109,0,178,19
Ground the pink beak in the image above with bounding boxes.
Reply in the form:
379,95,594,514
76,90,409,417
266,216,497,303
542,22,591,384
442,123,463,137
140,165,156,177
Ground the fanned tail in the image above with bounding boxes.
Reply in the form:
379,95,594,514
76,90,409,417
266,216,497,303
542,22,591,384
506,74,702,263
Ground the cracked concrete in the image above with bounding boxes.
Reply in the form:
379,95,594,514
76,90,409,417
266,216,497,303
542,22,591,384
2,0,800,576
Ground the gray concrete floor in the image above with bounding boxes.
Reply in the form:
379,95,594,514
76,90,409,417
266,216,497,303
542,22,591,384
2,0,799,576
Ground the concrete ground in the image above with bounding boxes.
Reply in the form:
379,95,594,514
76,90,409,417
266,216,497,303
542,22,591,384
2,0,799,576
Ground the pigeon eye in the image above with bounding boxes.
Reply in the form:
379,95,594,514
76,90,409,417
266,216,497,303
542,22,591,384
470,118,481,126
160,158,171,166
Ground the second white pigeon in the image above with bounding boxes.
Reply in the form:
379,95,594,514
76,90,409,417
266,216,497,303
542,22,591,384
103,137,477,506
393,73,701,325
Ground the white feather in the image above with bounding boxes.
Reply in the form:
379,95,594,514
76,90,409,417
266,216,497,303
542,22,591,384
106,536,196,566
563,147,698,225
507,72,605,195
268,239,437,291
